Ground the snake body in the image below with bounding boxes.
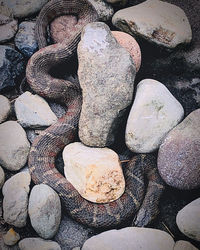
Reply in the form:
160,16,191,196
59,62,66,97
27,0,165,228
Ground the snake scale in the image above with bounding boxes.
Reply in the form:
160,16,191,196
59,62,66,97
26,0,165,228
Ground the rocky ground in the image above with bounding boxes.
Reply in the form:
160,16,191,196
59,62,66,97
0,0,200,249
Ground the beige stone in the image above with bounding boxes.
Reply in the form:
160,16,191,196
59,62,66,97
3,228,20,246
174,240,198,250
63,142,125,203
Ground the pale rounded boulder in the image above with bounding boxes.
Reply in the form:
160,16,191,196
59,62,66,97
0,95,11,124
174,240,198,250
63,142,125,203
125,79,184,153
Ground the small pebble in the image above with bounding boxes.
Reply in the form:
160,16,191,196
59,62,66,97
18,238,61,250
3,228,20,246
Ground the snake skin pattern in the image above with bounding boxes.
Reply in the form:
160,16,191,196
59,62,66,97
26,0,165,228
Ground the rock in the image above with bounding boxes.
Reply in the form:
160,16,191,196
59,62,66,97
63,142,125,203
105,0,127,4
15,91,57,128
2,0,49,18
48,102,66,119
54,215,95,250
0,121,30,171
88,0,114,21
176,198,200,241
82,227,175,250
0,95,11,124
158,109,200,190
15,21,38,58
78,22,136,147
0,14,18,43
28,184,61,239
3,228,20,246
0,165,5,189
18,238,61,250
174,240,198,250
0,45,24,91
112,31,141,72
125,79,184,153
112,0,192,49
2,172,31,227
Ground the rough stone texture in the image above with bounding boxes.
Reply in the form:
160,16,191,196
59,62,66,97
54,215,95,250
63,142,125,203
112,31,141,72
0,121,30,171
2,172,31,228
78,22,136,147
88,0,114,21
158,109,200,190
28,184,61,239
0,95,11,124
3,228,20,246
15,21,38,58
15,91,57,128
82,227,175,250
0,165,5,189
174,240,198,250
176,198,200,242
2,0,49,18
0,14,18,43
18,238,61,250
0,45,24,91
125,79,184,153
112,0,192,49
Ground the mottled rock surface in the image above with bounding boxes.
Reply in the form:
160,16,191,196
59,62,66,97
125,79,184,153
176,198,200,242
82,227,175,250
0,121,30,171
2,172,31,227
174,240,198,250
89,0,114,21
0,14,18,43
63,142,125,203
28,184,61,239
15,91,57,128
112,0,192,48
3,228,20,246
78,22,136,147
158,109,200,190
0,166,5,189
18,238,61,250
0,95,11,124
15,21,38,58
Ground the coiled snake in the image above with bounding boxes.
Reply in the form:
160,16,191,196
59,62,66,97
27,0,165,228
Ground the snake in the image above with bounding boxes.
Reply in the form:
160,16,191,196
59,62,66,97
26,0,165,229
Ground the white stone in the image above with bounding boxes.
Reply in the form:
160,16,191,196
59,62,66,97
88,0,114,21
176,198,200,241
82,227,175,250
15,91,57,128
0,121,30,171
28,184,61,239
174,240,198,250
125,79,184,153
0,95,11,124
0,165,5,189
63,142,125,203
3,228,20,246
2,172,31,227
18,238,61,250
112,0,192,48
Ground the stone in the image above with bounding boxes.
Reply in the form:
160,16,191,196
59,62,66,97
0,165,5,189
158,109,200,190
2,0,49,18
63,142,125,203
112,0,192,49
3,228,20,246
176,198,200,241
0,121,30,171
0,45,24,91
18,238,61,250
0,95,11,124
28,184,61,239
2,172,31,227
105,0,127,4
15,21,38,58
15,91,57,128
88,0,114,21
112,31,141,72
78,22,136,147
0,14,18,43
125,79,184,153
82,227,175,250
174,240,198,250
